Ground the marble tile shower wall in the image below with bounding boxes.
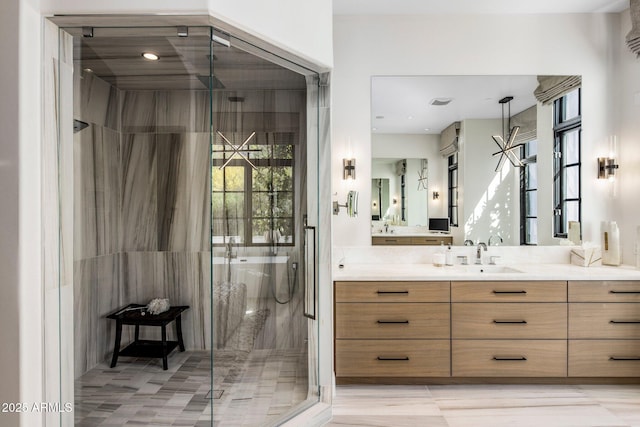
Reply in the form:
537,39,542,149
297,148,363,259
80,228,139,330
74,70,310,376
74,70,212,377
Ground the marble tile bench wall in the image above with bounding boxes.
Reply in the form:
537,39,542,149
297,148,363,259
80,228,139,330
74,69,212,377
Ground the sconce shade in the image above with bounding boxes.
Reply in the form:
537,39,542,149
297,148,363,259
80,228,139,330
343,158,356,180
598,157,619,179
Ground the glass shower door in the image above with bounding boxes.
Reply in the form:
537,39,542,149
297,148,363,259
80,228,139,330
210,29,320,425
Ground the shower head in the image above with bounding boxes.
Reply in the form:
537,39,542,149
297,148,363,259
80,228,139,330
74,119,89,133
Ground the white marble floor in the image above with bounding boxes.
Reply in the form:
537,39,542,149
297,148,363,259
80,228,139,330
327,384,640,427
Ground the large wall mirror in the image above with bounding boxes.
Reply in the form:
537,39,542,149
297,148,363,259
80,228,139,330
371,75,582,246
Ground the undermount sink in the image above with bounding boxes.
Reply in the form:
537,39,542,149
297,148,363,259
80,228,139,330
452,265,523,274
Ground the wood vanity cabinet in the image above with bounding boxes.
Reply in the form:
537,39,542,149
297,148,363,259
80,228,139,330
568,280,640,377
334,281,450,378
451,281,567,377
334,279,640,382
371,235,453,246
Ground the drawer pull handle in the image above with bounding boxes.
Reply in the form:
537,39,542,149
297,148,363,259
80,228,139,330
609,290,640,294
610,320,640,324
492,290,527,294
493,320,527,324
493,356,527,361
376,290,409,295
377,356,410,361
377,320,410,324
609,356,640,361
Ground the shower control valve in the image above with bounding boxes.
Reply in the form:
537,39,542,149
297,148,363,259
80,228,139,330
292,262,298,270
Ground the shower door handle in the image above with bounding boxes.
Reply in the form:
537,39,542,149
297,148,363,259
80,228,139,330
304,223,317,320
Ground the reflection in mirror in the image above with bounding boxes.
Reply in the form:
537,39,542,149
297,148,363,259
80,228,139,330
371,158,429,226
371,75,582,245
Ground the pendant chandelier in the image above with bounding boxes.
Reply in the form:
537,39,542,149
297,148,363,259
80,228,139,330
491,96,523,172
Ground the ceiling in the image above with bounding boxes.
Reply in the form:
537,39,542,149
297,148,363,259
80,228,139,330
75,30,305,91
371,75,539,135
333,0,629,15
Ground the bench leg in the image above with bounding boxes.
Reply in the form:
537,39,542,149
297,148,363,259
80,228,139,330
161,325,168,370
176,314,185,352
110,320,122,368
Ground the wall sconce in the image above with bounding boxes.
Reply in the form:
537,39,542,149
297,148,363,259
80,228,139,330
392,198,397,205
343,158,356,180
598,157,619,180
433,191,439,200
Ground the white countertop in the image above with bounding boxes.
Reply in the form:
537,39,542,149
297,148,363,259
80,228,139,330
371,233,452,237
333,262,640,281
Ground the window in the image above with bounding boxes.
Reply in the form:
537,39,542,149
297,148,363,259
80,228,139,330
212,133,295,246
447,153,458,227
553,88,581,238
520,140,538,245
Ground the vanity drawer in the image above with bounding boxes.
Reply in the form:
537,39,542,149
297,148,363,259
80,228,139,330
335,281,450,303
569,340,640,377
569,281,640,302
410,236,452,245
452,303,567,339
452,340,567,377
371,236,410,245
336,303,450,339
569,303,640,339
451,281,567,302
336,339,450,377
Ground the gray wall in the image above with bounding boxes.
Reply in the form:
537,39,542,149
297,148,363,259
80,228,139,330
73,70,212,376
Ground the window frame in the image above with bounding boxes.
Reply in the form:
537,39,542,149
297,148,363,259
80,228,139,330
520,140,538,245
212,142,295,247
447,153,459,227
552,88,582,239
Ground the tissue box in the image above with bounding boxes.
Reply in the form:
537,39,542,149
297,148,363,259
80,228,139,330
570,247,602,267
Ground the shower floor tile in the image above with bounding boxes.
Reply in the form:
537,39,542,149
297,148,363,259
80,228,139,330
75,349,310,427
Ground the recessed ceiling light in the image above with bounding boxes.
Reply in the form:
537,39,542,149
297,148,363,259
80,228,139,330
83,68,93,73
430,98,452,106
372,127,377,131
424,128,430,132
407,115,413,120
142,52,159,61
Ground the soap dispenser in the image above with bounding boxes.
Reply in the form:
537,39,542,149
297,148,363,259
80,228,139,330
445,244,454,266
602,221,621,266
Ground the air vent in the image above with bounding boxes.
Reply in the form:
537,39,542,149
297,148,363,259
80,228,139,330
375,115,385,119
430,98,452,106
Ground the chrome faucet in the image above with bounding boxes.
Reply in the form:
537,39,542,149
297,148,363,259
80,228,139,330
225,237,237,259
384,223,389,233
475,242,487,264
464,239,474,246
488,234,503,246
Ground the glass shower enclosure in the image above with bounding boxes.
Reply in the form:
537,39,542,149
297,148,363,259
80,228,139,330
60,23,320,426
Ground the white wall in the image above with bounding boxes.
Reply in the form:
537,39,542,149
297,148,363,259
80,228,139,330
333,13,620,248
615,9,640,266
0,0,44,425
39,0,333,69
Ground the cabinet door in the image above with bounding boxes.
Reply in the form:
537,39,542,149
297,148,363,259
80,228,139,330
452,281,566,302
452,303,567,339
452,340,567,377
335,281,450,303
336,303,450,339
336,339,450,377
569,281,640,302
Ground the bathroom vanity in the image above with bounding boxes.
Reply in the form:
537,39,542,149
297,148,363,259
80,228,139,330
334,263,640,384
